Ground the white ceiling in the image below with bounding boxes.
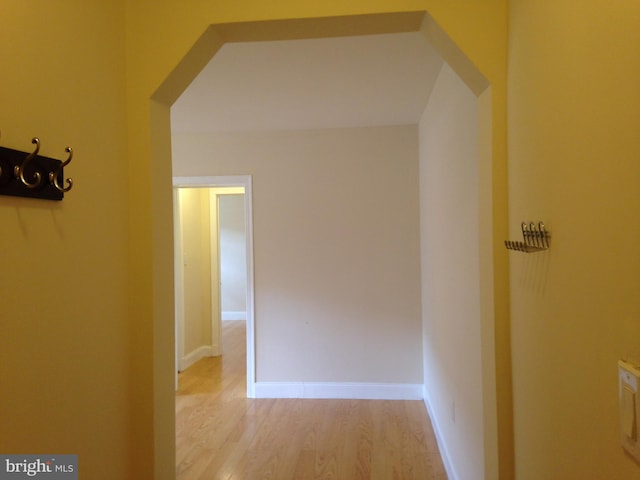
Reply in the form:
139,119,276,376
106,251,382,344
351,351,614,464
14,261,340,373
170,32,443,133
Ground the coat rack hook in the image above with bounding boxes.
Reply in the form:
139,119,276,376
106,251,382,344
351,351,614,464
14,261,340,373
14,137,42,189
539,222,549,249
49,146,73,193
505,220,550,253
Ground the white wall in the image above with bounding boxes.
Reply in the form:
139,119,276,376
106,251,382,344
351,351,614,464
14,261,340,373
419,63,484,479
172,125,423,384
219,193,247,320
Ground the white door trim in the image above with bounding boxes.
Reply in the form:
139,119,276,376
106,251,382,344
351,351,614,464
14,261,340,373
172,188,183,391
173,175,256,398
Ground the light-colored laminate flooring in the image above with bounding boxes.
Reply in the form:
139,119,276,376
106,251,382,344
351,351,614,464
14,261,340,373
176,320,447,479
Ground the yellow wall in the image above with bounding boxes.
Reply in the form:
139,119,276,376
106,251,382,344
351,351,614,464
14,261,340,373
0,1,130,478
11,1,637,477
177,188,212,357
508,1,640,478
0,1,508,479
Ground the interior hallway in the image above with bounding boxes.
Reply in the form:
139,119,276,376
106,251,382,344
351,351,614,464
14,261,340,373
176,320,448,479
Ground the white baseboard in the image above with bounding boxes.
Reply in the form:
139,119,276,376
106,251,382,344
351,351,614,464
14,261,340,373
423,385,457,480
254,382,423,400
222,311,246,321
179,345,216,371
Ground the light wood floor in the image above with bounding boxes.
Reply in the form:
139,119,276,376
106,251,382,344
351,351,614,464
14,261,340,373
176,320,448,479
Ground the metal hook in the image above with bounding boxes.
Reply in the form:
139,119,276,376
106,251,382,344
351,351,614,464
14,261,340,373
506,220,550,253
49,146,73,192
521,222,529,246
14,137,42,189
529,222,538,248
527,222,536,247
539,222,548,248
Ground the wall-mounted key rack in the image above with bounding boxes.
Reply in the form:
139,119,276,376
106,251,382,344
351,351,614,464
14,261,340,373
505,221,550,253
0,133,73,201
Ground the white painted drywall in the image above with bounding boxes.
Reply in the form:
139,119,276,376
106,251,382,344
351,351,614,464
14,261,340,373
419,63,484,480
172,125,423,383
219,194,247,320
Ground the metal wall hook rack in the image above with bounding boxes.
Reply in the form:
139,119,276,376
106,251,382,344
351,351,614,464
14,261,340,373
0,132,73,201
505,221,550,253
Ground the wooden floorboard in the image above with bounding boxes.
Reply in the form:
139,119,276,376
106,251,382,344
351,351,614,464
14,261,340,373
176,320,448,479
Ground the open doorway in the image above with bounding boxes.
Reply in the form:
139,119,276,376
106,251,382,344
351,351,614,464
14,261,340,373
173,185,246,368
172,176,255,396
152,11,502,480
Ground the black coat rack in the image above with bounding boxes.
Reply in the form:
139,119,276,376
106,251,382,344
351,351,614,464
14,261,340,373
0,134,73,201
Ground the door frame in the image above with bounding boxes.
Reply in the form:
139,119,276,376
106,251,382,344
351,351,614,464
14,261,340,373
173,175,256,397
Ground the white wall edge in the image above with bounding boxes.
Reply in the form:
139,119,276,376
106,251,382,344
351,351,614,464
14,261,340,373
254,382,424,400
222,311,247,321
179,345,216,372
423,385,458,480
